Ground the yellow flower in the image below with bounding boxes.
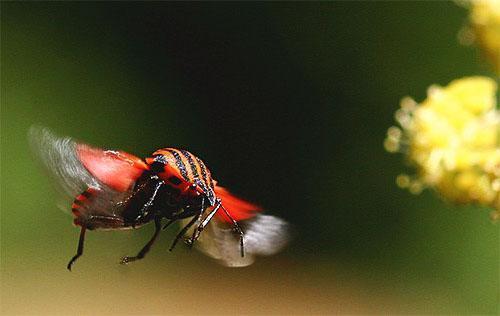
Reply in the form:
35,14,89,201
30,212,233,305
460,0,500,74
385,77,500,218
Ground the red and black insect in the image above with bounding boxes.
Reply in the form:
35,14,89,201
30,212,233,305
29,127,288,270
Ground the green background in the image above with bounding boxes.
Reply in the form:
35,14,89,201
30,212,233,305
1,2,498,314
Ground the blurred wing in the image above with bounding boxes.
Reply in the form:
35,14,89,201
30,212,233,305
29,126,102,198
183,214,289,267
29,126,147,214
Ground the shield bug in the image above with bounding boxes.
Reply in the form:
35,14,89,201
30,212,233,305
29,127,288,270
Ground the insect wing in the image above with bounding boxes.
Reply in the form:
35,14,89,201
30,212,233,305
240,214,289,257
214,186,262,222
183,214,289,267
77,145,147,192
29,126,146,217
29,126,102,198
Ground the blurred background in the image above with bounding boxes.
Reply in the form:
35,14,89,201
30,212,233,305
1,2,498,315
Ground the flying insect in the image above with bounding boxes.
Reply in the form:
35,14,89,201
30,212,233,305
29,127,288,270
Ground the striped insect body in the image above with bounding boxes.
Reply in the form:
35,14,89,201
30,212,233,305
29,127,288,270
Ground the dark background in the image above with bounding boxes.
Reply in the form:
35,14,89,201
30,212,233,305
1,2,498,314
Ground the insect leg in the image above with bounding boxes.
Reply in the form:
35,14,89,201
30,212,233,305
188,199,222,245
191,199,245,257
220,203,245,258
187,197,205,246
67,225,87,271
120,217,162,264
168,213,200,252
162,219,174,230
132,181,163,226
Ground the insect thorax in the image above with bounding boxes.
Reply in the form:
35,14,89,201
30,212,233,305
149,149,216,204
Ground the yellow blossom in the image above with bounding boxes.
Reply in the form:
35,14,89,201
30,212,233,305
385,76,500,217
461,0,500,74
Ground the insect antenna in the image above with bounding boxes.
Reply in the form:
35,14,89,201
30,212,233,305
188,198,246,257
219,203,245,257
